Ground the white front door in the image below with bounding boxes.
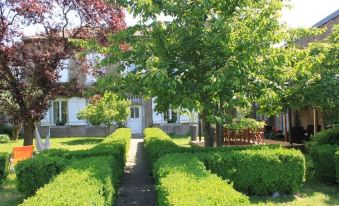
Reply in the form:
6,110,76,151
127,106,142,134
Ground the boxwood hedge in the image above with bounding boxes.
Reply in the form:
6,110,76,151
16,128,131,199
0,152,10,186
154,153,249,206
143,128,281,165
20,156,119,206
335,150,339,183
309,144,338,183
16,155,69,197
198,148,305,195
307,127,339,183
144,128,305,195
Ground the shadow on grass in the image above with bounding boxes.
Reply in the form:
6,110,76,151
0,174,24,206
249,179,339,205
61,138,103,146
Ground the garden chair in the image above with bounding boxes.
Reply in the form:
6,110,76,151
9,145,34,171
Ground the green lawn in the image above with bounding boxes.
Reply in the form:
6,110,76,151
170,135,339,206
250,180,339,205
170,135,191,147
0,137,104,153
0,137,104,206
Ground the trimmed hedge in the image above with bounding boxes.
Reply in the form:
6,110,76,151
16,155,69,197
144,128,281,165
154,153,249,206
198,148,305,195
17,128,131,199
307,127,339,183
0,152,10,186
309,144,338,183
336,150,339,183
144,128,305,195
307,126,339,147
20,156,119,206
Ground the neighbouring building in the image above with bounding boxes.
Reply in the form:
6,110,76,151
271,9,339,143
34,54,196,136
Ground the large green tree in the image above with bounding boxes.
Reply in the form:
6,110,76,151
87,0,292,146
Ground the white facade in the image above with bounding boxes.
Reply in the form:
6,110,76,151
41,97,87,126
151,99,198,125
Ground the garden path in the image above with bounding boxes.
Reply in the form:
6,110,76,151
115,134,156,206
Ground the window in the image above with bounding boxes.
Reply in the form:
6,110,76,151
164,109,177,123
130,107,140,118
53,100,68,125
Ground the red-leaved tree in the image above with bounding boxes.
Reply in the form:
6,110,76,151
0,0,125,145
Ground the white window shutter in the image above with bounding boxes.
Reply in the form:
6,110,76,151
68,97,87,126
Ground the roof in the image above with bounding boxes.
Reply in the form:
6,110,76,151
313,9,339,28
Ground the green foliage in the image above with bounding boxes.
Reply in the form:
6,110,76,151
198,148,305,195
309,144,338,183
77,92,130,130
260,26,339,113
0,134,10,143
336,150,339,183
307,127,339,148
0,152,10,186
145,128,303,195
16,128,131,199
307,127,339,183
144,128,185,165
89,0,290,132
144,128,281,164
154,153,249,206
20,156,118,206
15,155,69,197
0,125,12,137
225,118,266,131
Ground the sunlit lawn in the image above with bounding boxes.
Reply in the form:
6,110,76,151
0,137,104,153
170,135,191,147
0,136,104,206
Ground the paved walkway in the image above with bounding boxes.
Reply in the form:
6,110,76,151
115,135,156,206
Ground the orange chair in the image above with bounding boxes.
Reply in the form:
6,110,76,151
10,145,34,166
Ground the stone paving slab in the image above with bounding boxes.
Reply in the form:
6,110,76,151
115,135,156,206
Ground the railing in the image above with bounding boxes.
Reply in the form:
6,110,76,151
223,128,264,145
127,95,143,104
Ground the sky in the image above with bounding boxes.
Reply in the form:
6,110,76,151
24,0,339,36
125,0,339,28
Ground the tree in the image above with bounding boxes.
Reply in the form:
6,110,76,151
77,92,130,135
257,26,339,124
0,0,125,145
89,0,289,146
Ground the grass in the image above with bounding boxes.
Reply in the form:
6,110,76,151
0,174,23,206
170,135,191,147
0,136,104,206
250,180,339,205
0,137,104,153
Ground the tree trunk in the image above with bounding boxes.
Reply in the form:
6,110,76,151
11,124,21,141
23,118,35,146
201,109,212,147
216,123,223,147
